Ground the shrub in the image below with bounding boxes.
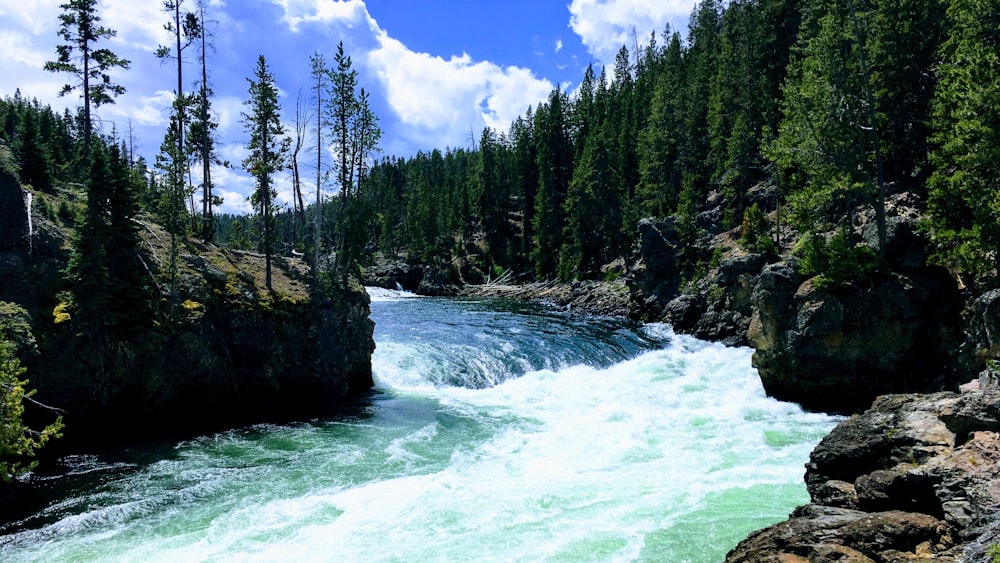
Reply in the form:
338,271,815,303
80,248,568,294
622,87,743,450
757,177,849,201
796,227,879,288
1,304,63,483
739,203,777,256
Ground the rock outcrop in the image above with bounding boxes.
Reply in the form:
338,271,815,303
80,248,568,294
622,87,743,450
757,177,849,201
627,217,685,320
363,260,424,291
726,387,1000,562
748,262,964,414
1,172,376,451
960,289,1000,377
0,171,28,249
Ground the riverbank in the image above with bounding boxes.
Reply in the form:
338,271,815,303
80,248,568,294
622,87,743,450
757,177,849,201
459,278,634,318
726,376,1000,562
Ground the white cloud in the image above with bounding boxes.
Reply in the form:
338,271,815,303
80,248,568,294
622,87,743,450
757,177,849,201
269,0,371,33
0,30,48,68
267,0,555,150
0,1,58,36
568,0,695,68
368,33,553,148
102,0,172,52
105,90,175,127
555,38,563,53
208,161,255,214
214,95,247,138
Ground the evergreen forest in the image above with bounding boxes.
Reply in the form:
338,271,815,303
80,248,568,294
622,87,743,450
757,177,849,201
4,0,1000,482
256,0,997,296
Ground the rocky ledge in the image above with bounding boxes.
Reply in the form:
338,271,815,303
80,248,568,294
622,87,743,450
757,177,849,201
726,381,1000,562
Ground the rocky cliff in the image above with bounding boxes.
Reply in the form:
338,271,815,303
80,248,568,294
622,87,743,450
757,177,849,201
627,197,970,415
0,172,375,450
748,262,964,414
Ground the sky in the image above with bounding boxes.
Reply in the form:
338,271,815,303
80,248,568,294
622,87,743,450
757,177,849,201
0,0,697,214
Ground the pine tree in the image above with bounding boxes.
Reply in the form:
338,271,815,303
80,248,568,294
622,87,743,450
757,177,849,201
189,0,223,242
510,110,538,267
241,55,289,290
309,51,329,282
531,88,573,278
700,0,804,233
15,106,54,193
561,125,614,279
767,0,876,234
328,42,359,279
67,140,149,332
637,32,684,218
477,128,513,268
44,0,130,151
156,0,200,231
926,0,1000,280
156,107,189,289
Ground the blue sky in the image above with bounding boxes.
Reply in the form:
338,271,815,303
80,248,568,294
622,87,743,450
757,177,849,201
0,0,696,214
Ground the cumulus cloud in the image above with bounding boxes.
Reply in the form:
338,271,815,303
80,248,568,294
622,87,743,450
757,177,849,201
368,32,553,149
569,0,695,67
0,30,48,68
0,1,58,36
268,0,556,150
104,90,175,127
102,0,172,51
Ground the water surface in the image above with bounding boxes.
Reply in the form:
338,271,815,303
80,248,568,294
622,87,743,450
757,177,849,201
0,288,838,561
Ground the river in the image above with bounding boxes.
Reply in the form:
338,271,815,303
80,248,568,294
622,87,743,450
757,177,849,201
0,288,838,562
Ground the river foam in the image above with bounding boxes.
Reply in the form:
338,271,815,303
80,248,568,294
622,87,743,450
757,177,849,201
0,293,838,562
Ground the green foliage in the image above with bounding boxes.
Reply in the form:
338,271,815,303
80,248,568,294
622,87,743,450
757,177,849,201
796,228,879,288
926,0,1000,280
43,0,130,147
155,105,190,288
241,55,289,290
0,304,63,483
0,141,17,175
336,0,994,292
988,543,1000,563
739,203,777,256
67,142,152,333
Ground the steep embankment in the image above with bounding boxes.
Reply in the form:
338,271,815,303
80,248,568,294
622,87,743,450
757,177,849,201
627,194,969,414
0,171,375,451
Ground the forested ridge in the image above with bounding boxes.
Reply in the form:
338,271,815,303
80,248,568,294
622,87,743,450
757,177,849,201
279,0,997,296
3,0,1000,486
0,0,378,481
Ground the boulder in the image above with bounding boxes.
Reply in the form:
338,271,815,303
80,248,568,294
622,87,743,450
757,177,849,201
726,505,953,563
748,264,963,414
728,389,1000,562
627,217,683,320
417,261,460,296
364,260,424,291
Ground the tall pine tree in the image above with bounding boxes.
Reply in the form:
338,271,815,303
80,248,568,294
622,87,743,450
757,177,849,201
242,56,289,291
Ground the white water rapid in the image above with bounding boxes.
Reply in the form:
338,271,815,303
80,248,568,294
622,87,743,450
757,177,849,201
0,289,839,562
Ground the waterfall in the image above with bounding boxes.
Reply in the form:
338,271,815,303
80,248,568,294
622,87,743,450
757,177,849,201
24,190,33,253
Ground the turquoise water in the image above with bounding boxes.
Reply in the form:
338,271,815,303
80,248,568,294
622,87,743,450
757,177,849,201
0,288,838,562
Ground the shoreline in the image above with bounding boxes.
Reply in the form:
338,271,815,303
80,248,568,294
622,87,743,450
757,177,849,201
459,278,635,319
